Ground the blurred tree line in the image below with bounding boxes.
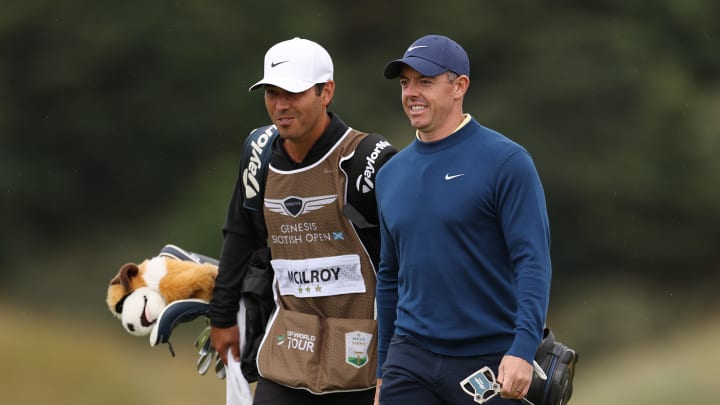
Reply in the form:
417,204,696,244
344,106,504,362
2,0,719,291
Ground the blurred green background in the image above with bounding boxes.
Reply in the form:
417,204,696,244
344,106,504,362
2,0,718,403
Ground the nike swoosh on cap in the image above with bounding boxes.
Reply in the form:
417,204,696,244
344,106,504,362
271,60,288,67
407,45,428,52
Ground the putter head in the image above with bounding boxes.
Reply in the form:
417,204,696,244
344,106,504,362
460,366,500,404
149,299,210,353
461,365,538,405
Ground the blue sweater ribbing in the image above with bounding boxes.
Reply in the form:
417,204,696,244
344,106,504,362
375,118,551,376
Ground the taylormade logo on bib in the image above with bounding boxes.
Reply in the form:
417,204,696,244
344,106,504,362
243,126,275,199
355,139,392,194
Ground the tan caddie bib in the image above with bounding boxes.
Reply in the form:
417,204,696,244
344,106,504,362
256,128,377,393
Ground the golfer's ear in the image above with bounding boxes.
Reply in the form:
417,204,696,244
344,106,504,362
455,75,470,98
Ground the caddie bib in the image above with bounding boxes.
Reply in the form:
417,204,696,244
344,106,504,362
256,128,377,393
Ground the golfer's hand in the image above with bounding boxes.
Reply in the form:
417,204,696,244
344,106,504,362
497,355,532,400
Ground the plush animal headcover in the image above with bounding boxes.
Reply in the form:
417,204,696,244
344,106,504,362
106,256,218,336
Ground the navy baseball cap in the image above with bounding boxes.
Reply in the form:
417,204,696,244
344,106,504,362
384,35,470,79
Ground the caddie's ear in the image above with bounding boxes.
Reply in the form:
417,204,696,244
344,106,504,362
111,263,140,292
320,80,335,108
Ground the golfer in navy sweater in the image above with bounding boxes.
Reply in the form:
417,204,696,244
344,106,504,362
374,35,552,404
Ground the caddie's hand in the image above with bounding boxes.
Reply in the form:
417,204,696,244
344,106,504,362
211,325,240,365
497,355,533,400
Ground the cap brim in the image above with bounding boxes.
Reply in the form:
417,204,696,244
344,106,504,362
383,57,448,79
248,77,316,93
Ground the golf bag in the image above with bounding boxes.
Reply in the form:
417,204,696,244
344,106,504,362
527,327,578,405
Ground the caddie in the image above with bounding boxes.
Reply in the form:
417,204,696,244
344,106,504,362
209,37,396,405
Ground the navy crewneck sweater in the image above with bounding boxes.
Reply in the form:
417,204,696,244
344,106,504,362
375,117,552,376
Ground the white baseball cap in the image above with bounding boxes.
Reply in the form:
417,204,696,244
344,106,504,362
249,37,334,93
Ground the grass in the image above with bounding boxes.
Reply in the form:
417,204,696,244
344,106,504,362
0,302,225,405
1,299,717,405
569,315,720,404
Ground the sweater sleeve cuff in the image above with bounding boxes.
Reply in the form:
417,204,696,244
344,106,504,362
506,331,540,364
